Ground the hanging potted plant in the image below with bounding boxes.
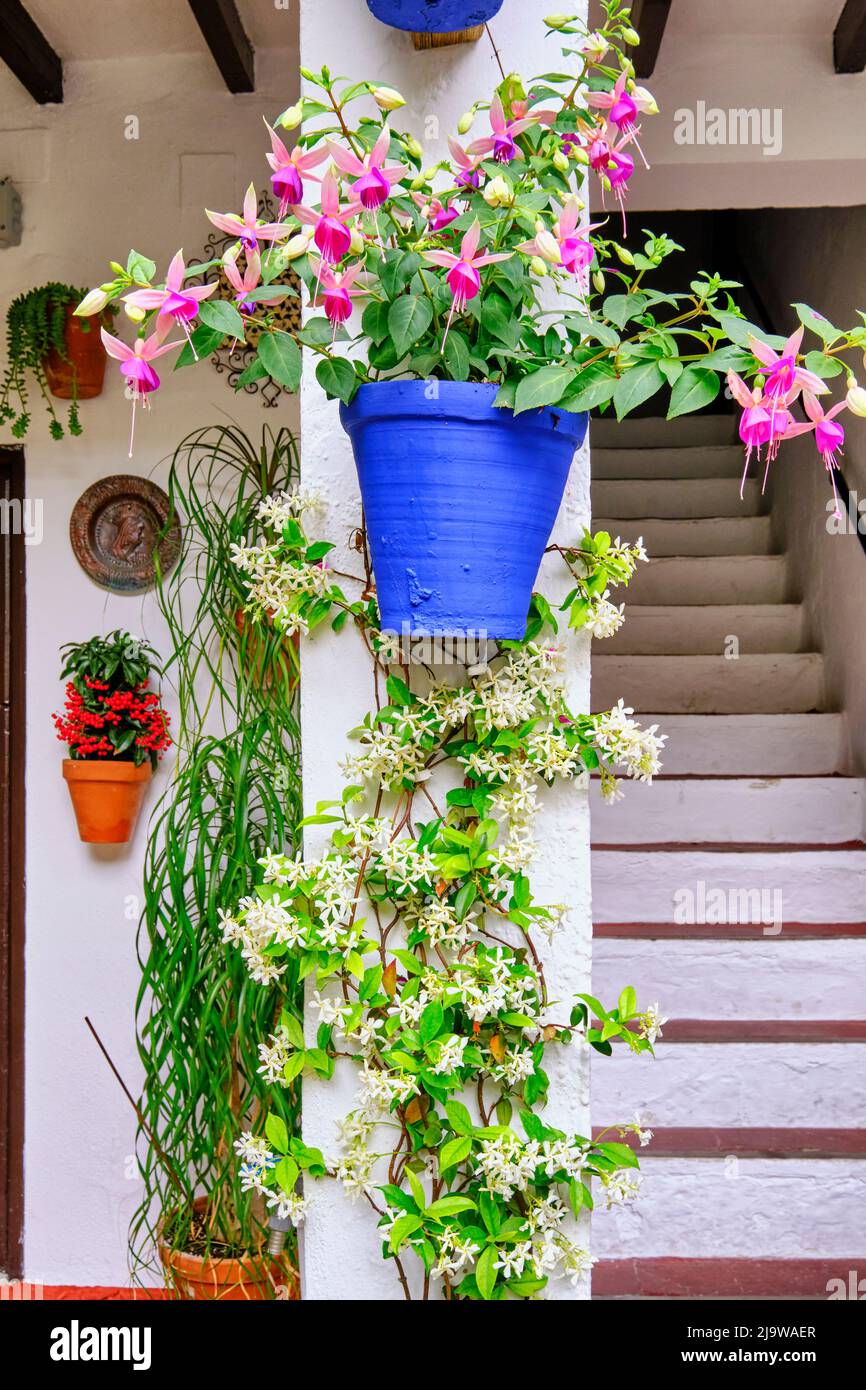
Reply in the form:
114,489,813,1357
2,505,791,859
53,630,170,844
366,1,505,48
78,5,866,640
0,282,109,439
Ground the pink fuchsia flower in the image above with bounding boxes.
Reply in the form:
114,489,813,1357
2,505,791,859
264,121,328,217
518,202,602,282
727,370,800,495
308,256,366,336
411,191,459,233
588,73,638,133
206,183,290,251
326,125,408,211
785,390,848,517
748,326,828,402
123,250,217,359
291,170,360,266
424,217,511,349
468,93,538,164
447,137,484,190
101,322,182,457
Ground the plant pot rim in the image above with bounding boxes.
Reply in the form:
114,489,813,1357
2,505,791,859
63,757,153,783
340,379,588,438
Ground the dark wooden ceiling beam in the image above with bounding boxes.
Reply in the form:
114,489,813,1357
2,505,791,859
187,0,255,93
834,0,866,73
630,0,672,79
0,0,62,104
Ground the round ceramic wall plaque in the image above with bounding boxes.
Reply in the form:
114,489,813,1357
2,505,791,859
69,475,181,593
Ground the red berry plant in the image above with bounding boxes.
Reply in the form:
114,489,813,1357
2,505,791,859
53,629,171,769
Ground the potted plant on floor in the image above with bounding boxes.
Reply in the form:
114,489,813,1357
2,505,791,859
132,427,303,1300
0,282,109,439
54,630,170,844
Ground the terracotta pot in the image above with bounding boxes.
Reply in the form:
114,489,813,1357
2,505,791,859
62,758,152,844
42,304,108,400
158,1240,297,1301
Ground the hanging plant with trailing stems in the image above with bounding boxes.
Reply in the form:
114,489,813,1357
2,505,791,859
0,282,94,439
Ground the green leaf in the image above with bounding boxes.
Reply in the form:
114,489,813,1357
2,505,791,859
804,350,844,379
258,330,302,391
282,1050,306,1082
444,1099,474,1135
315,355,358,405
174,324,225,369
438,1135,472,1173
453,880,477,922
419,1001,445,1046
426,1194,476,1218
442,329,470,381
388,294,433,356
197,297,245,338
265,1113,289,1153
602,291,649,329
389,1212,424,1252
560,361,617,411
612,361,665,420
617,985,637,1021
793,303,841,346
667,364,720,419
513,365,576,415
362,299,391,345
275,1155,299,1194
282,1013,305,1050
476,1243,499,1300
406,1166,427,1211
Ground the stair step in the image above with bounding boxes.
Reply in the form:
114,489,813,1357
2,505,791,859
594,478,761,519
591,415,738,448
592,1041,866,1125
591,1158,866,1260
592,445,745,480
592,653,825,714
625,555,789,605
595,515,773,556
591,776,863,844
634,713,844,775
592,848,866,923
594,937,866,1016
593,1256,866,1299
599,604,804,655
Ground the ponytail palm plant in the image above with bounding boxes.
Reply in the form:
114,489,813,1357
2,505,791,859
131,425,303,1289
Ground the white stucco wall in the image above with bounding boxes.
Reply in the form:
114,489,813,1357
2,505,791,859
297,0,592,1301
0,32,299,1283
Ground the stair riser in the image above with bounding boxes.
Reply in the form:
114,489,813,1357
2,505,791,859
592,1159,866,1259
591,416,738,448
594,939,866,1017
595,516,773,556
625,556,789,605
592,654,825,715
592,850,866,923
591,777,863,844
594,479,761,519
593,446,745,480
592,1043,866,1126
601,605,804,655
635,715,844,776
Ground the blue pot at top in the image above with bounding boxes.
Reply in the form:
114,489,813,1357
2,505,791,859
366,1,505,34
339,381,588,640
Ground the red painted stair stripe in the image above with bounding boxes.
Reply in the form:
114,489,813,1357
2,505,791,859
594,921,866,938
593,1257,866,1299
591,1127,866,1158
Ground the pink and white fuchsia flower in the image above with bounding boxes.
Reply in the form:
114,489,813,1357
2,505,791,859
123,250,217,358
784,390,848,518
264,120,329,217
424,217,511,349
468,93,538,164
100,321,182,456
308,256,366,335
206,182,289,251
291,170,360,265
326,125,408,211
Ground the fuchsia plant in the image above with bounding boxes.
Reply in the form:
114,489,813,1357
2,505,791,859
78,1,866,504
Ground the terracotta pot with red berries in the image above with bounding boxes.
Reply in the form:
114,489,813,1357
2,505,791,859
53,630,171,844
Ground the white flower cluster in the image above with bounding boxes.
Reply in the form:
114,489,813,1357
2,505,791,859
595,698,667,802
233,1131,310,1227
583,590,625,639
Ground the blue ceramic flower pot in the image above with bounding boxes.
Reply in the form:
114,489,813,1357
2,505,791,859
339,381,588,640
365,1,504,34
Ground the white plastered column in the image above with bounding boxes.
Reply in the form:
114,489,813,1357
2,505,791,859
299,0,591,1300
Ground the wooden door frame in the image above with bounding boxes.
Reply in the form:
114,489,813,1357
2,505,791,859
0,445,25,1279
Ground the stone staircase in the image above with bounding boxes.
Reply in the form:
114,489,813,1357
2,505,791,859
588,414,866,1300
